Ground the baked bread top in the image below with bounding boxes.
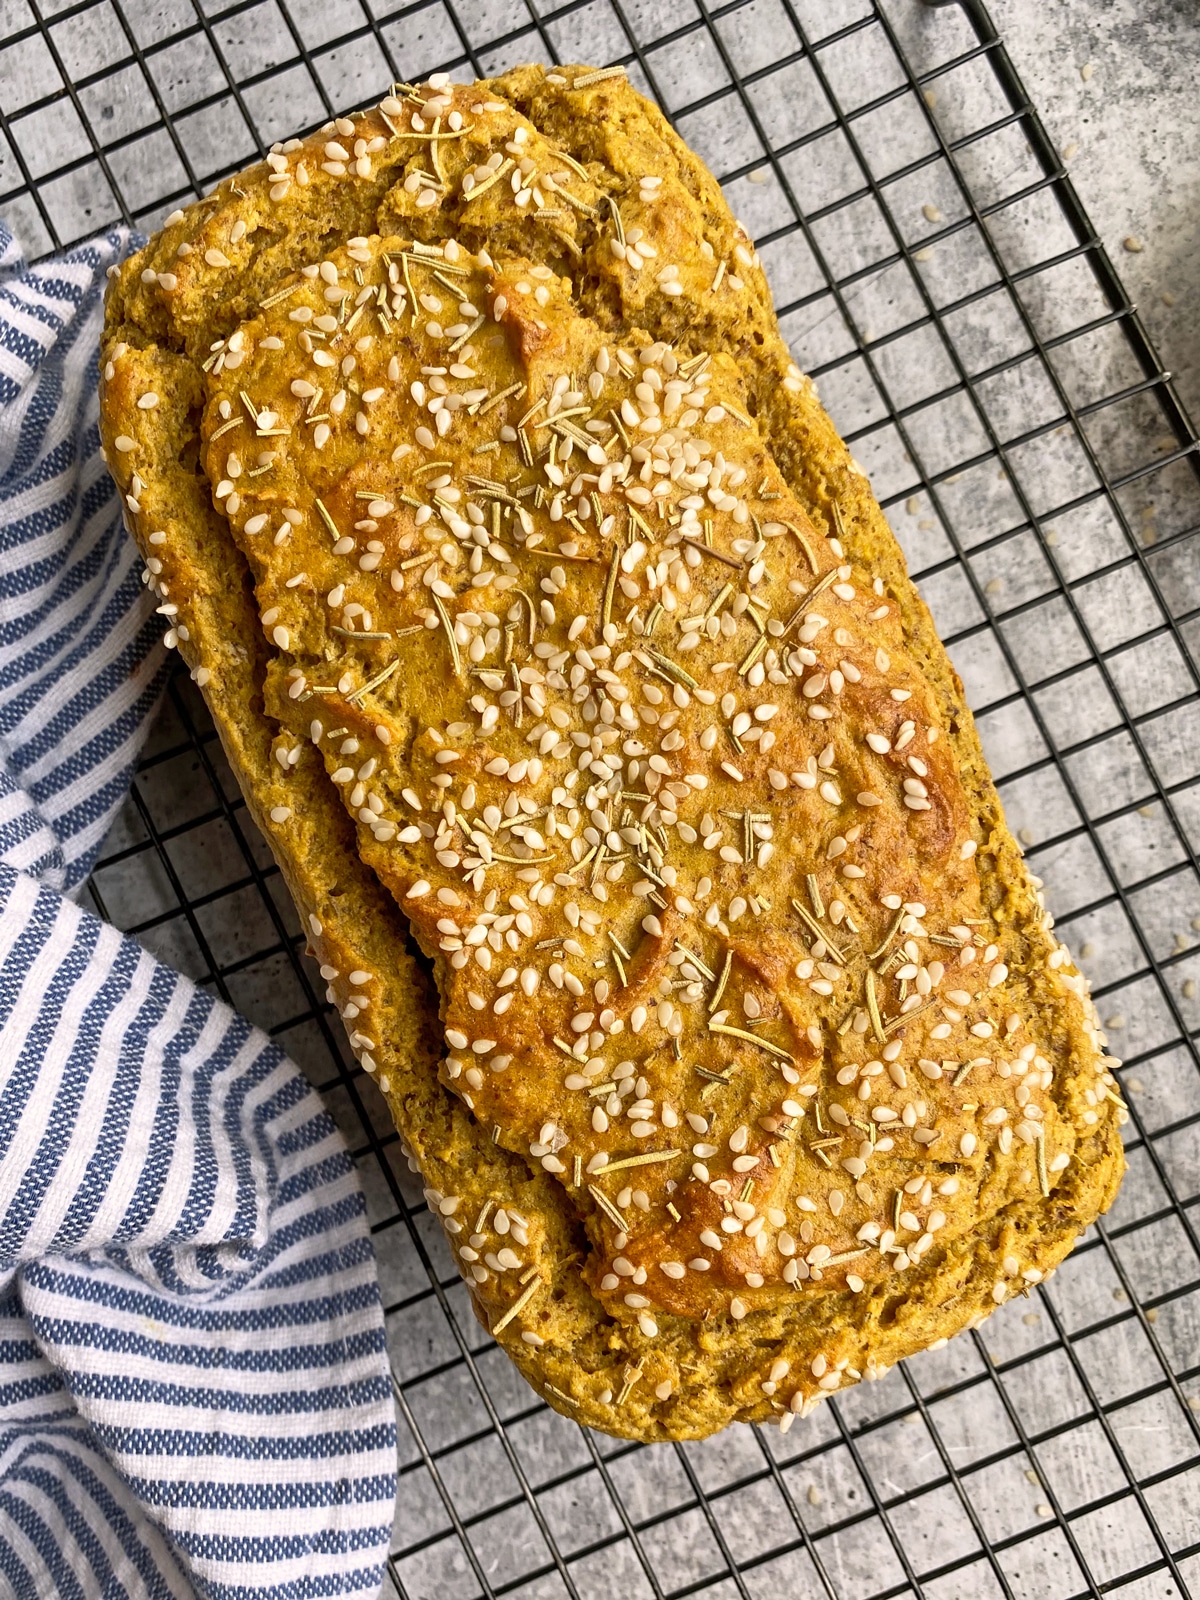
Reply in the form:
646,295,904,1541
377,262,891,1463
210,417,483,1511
99,64,1124,1438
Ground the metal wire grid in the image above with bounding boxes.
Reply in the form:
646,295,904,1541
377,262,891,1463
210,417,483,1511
4,0,1199,1591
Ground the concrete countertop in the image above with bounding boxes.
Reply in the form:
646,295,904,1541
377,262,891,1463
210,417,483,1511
992,0,1199,423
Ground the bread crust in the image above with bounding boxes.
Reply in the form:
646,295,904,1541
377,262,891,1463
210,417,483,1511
99,65,1123,1441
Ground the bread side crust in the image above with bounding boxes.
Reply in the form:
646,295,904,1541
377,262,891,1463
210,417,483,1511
99,67,1123,1441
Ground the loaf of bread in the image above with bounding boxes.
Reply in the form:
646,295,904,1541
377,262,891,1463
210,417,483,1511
98,64,1124,1441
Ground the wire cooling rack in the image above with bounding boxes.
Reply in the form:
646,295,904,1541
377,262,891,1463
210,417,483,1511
4,0,1200,1593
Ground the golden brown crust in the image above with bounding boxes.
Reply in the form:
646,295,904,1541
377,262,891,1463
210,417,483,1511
99,64,1124,1441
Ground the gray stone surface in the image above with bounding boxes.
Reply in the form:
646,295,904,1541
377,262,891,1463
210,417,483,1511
991,0,1200,425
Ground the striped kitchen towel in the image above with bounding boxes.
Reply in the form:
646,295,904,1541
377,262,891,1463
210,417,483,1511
0,223,397,1599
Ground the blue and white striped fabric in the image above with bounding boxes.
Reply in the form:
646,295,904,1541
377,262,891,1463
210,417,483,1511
0,222,397,1599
